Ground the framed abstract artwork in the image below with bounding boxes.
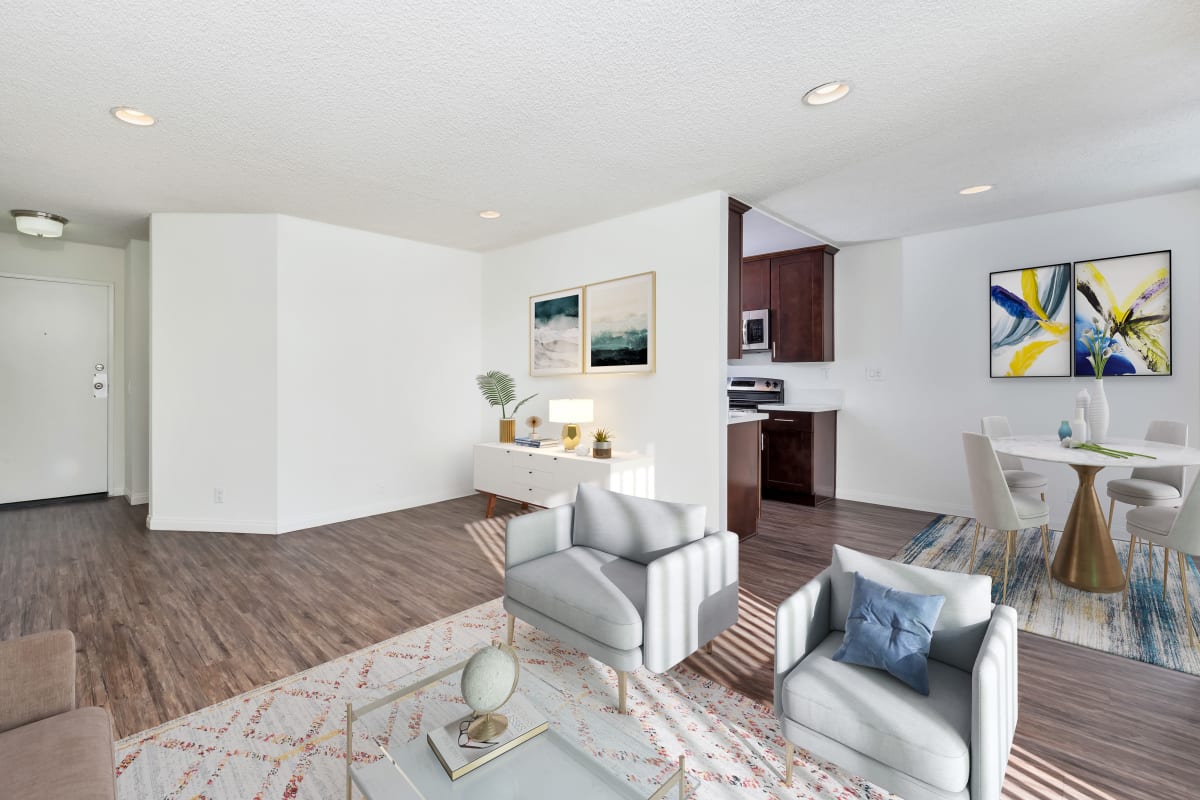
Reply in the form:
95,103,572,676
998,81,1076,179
1073,251,1171,376
989,263,1072,378
584,271,655,374
529,287,583,376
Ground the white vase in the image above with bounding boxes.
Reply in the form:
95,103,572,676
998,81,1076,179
1088,380,1110,444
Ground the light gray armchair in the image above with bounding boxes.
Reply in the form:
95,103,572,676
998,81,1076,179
775,545,1017,800
504,483,739,713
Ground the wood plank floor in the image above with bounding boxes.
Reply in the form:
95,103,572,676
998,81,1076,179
2,494,1196,798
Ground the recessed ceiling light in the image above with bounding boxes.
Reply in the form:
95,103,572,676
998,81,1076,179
111,106,156,126
479,210,502,219
803,81,850,106
10,209,69,238
959,184,994,195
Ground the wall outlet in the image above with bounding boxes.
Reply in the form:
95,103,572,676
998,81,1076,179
213,488,224,504
866,366,885,382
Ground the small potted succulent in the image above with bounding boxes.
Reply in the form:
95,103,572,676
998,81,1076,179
591,428,613,459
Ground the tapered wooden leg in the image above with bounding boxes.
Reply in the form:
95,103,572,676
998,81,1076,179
1164,549,1171,600
506,613,515,646
1041,491,1046,502
704,640,713,654
1002,531,1013,605
485,493,497,519
1123,536,1137,606
617,670,627,714
1179,552,1196,648
1148,542,1155,581
1039,525,1055,597
1106,497,1115,533
969,523,981,573
784,741,795,787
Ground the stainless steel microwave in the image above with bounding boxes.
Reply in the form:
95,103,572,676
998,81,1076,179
742,309,770,351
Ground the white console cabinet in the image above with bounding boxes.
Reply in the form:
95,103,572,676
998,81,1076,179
473,443,654,517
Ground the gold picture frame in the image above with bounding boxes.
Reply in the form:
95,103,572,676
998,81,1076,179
584,271,656,374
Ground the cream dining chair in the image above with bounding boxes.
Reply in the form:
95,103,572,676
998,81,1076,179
1107,420,1188,582
981,416,1048,500
1124,477,1200,647
963,432,1054,603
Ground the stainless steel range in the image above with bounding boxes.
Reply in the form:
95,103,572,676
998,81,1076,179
727,377,784,410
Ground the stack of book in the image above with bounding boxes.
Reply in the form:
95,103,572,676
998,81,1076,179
513,436,559,448
427,694,548,780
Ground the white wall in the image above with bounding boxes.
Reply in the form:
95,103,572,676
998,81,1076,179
149,214,280,532
0,231,128,496
736,191,1200,530
275,216,483,533
124,239,150,503
481,193,728,526
149,213,484,533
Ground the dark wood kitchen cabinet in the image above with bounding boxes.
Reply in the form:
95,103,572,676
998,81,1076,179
761,410,836,506
727,198,751,359
737,243,838,362
726,419,761,539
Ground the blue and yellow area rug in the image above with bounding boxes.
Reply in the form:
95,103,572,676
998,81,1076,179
897,515,1200,676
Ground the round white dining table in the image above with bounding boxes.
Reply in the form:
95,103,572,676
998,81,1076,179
992,435,1200,593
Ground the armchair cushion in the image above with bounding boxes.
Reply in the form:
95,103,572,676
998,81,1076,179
572,484,705,564
830,545,993,673
782,634,972,794
0,707,116,800
505,546,646,650
0,630,76,734
833,572,945,695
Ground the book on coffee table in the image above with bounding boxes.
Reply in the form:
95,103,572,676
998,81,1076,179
426,693,548,780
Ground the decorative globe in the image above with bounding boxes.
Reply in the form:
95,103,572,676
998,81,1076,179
461,643,519,717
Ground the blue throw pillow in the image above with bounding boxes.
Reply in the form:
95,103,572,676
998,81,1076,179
832,571,946,695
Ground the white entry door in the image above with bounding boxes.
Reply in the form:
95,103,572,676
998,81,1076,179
0,275,110,504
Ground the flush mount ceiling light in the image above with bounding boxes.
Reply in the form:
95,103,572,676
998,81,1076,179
479,210,502,219
111,106,156,126
959,184,994,195
10,209,69,238
803,81,850,105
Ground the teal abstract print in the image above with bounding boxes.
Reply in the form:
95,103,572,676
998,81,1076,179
1073,251,1171,376
585,272,655,373
989,263,1072,377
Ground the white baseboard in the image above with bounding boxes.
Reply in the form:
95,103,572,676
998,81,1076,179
146,515,280,535
275,490,474,534
835,488,974,519
126,491,150,506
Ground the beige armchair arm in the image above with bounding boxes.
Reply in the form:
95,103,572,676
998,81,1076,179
0,630,76,733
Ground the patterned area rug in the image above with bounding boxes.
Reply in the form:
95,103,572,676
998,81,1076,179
116,599,895,799
896,515,1200,676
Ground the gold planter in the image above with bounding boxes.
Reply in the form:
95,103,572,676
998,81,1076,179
499,418,516,443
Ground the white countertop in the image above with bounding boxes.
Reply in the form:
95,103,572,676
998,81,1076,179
727,411,769,425
758,402,841,413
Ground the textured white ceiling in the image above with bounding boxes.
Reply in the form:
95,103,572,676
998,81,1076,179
1,1,1197,250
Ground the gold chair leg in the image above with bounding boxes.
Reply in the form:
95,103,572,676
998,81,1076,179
1123,536,1137,606
1041,491,1046,502
1002,531,1013,605
784,741,795,787
968,522,981,573
506,613,515,646
1148,541,1155,581
1106,497,1116,533
617,670,628,714
1164,549,1171,600
1179,552,1196,648
1039,524,1054,597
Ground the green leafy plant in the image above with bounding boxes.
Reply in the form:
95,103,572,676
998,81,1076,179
591,428,613,443
475,370,536,419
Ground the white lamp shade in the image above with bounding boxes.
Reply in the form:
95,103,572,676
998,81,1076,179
548,398,594,424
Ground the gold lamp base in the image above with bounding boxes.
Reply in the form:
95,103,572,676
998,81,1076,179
466,711,509,742
561,423,581,451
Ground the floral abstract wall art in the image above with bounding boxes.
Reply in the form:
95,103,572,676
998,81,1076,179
1073,251,1171,376
989,263,1072,378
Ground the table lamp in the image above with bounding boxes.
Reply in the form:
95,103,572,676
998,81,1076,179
548,398,594,451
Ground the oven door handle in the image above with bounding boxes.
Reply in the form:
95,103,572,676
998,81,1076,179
742,317,751,347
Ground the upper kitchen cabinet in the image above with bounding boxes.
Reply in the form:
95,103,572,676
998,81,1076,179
738,244,838,362
727,198,751,360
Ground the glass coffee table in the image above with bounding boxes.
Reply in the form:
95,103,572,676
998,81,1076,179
345,651,686,799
